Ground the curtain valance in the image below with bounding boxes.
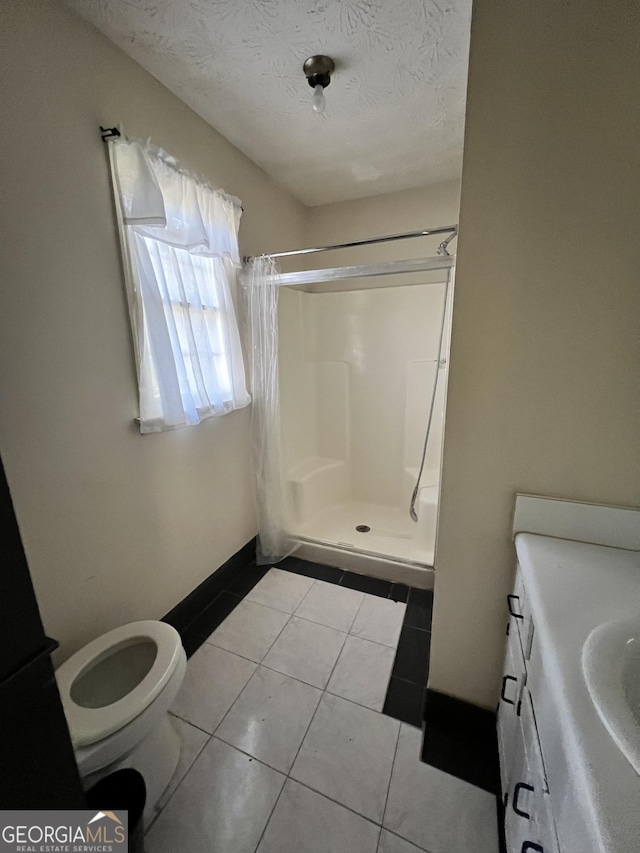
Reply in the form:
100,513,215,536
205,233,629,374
112,138,242,264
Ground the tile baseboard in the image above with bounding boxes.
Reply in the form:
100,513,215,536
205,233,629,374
421,688,500,795
162,537,256,636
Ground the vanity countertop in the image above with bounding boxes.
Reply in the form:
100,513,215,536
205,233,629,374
514,533,640,853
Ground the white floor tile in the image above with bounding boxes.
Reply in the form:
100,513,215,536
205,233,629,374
145,738,285,853
171,644,256,733
291,692,400,823
215,666,322,773
294,580,364,632
377,829,426,853
207,599,289,662
327,635,395,712
257,779,380,853
384,724,499,853
155,715,209,811
350,596,407,647
246,567,314,613
262,616,347,688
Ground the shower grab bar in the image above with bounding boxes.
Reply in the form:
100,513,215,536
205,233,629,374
264,254,455,287
242,225,458,263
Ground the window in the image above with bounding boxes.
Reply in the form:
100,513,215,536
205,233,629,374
108,136,250,432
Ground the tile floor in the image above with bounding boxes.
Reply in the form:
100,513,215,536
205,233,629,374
147,568,499,853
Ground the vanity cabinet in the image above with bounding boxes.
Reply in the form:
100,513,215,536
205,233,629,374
498,566,561,853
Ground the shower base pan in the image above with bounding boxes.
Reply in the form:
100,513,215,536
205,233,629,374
291,501,435,589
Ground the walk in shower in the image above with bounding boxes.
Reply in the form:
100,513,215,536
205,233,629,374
245,228,456,587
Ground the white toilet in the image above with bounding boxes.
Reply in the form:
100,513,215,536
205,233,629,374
56,620,187,819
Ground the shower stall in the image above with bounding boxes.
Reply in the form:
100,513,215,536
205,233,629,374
245,228,455,588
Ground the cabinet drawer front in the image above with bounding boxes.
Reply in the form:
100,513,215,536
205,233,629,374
520,689,550,795
507,595,526,684
505,752,560,853
499,626,525,792
507,802,560,853
513,565,535,663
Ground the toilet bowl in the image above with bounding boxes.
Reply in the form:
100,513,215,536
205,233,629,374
56,620,186,818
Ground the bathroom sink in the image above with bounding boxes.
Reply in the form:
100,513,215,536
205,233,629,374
582,615,640,774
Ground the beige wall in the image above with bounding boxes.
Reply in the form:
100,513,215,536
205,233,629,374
431,0,640,708
0,0,305,663
303,181,461,268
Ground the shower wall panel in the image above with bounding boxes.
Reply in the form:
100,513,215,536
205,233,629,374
279,281,449,519
404,361,438,474
312,361,349,461
314,283,445,506
278,287,316,473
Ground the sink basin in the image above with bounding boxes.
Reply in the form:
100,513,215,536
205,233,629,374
582,615,640,774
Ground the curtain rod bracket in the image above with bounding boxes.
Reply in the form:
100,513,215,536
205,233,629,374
100,126,121,141
437,227,458,257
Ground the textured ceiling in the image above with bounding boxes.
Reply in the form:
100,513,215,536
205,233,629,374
65,0,472,206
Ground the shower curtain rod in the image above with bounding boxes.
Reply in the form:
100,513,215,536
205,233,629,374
242,225,458,263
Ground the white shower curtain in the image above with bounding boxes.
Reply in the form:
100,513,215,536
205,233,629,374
244,257,295,564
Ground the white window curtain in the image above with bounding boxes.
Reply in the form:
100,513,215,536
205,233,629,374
108,135,250,432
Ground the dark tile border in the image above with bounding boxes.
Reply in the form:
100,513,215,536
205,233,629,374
382,677,424,728
421,688,500,795
392,625,431,684
277,557,344,585
186,592,242,641
271,558,413,603
404,587,433,629
423,689,497,740
340,571,392,597
178,628,210,658
383,587,433,728
163,538,256,635
390,583,410,603
162,538,257,657
225,562,270,597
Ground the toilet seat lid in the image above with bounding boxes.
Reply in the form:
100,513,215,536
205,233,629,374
56,620,183,748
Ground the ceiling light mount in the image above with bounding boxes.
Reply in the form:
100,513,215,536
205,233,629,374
303,55,335,89
303,55,335,114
